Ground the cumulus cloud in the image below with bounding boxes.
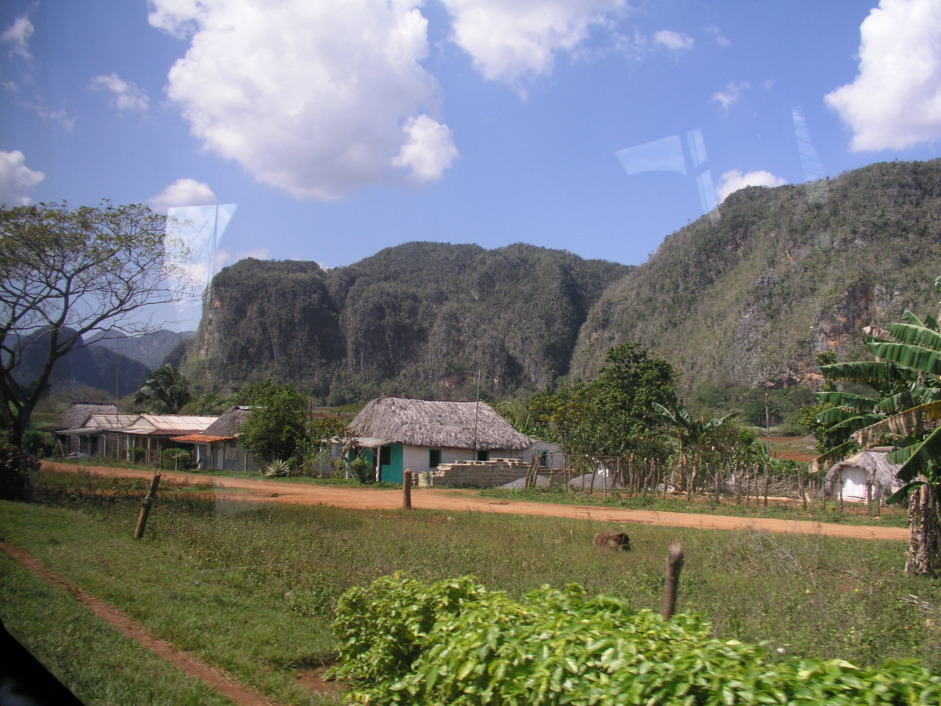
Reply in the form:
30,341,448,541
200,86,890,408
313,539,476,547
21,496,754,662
716,169,787,202
393,115,459,182
439,0,627,84
148,0,456,200
825,0,941,151
711,80,750,111
148,178,217,213
90,73,150,113
0,150,44,206
653,30,693,52
1,16,33,58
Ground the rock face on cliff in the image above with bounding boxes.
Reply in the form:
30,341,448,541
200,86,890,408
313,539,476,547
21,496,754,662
570,159,941,391
183,243,630,402
183,159,941,401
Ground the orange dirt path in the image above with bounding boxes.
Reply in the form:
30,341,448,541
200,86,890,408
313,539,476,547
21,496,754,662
42,461,909,542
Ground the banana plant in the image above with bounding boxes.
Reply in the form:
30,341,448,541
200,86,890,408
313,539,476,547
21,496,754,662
811,303,941,575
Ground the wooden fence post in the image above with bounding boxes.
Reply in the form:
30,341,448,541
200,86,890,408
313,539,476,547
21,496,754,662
661,541,684,620
403,469,412,510
134,471,161,540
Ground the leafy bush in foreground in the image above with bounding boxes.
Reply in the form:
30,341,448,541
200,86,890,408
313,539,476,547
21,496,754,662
0,444,39,501
331,574,941,705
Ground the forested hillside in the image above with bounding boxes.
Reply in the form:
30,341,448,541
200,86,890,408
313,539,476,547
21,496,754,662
571,159,941,392
182,243,629,402
181,159,941,403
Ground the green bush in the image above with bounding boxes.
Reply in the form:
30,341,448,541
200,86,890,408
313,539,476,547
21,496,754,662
0,445,40,501
331,574,941,705
160,448,192,469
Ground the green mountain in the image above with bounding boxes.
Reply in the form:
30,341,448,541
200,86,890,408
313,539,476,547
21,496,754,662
182,159,941,403
183,243,630,402
571,159,941,392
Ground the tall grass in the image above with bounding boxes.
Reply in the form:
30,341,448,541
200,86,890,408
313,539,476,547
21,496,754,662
1,467,939,704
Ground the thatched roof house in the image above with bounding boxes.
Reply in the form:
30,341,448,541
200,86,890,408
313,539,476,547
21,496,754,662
346,396,533,483
46,403,120,454
823,449,900,503
170,406,259,472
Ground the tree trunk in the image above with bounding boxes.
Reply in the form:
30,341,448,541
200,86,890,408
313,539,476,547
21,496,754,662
906,482,941,576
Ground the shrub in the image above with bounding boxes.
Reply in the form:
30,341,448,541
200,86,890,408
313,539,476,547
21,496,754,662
348,456,372,484
160,448,192,469
331,574,941,705
0,445,40,501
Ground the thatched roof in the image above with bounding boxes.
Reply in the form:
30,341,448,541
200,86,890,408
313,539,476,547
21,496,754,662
350,396,532,451
202,406,252,438
823,449,901,499
47,403,118,431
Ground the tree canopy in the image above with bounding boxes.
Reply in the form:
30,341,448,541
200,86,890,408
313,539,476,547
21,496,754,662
134,364,191,414
528,343,676,458
234,380,310,465
0,201,190,445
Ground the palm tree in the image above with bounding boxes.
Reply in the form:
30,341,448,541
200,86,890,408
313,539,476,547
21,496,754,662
653,403,735,501
134,364,192,414
812,303,941,575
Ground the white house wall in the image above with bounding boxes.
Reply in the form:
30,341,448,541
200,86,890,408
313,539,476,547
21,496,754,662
401,445,527,473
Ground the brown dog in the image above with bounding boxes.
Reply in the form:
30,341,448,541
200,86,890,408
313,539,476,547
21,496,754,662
593,531,632,551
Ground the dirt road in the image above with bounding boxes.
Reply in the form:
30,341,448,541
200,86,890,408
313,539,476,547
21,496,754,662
43,462,908,541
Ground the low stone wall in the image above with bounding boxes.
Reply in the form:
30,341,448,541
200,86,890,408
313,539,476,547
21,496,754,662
417,458,532,488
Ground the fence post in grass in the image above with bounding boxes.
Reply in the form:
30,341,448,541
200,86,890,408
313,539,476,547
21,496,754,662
661,541,684,620
134,471,161,540
403,469,412,510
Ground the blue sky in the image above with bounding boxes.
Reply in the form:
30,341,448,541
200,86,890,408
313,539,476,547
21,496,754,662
2,1,941,330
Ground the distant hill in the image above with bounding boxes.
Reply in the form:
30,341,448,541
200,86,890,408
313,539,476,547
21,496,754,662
183,243,631,402
12,328,153,399
570,159,941,392
88,329,196,370
180,159,941,403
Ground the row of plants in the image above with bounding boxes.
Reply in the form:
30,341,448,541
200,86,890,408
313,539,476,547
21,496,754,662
331,574,941,705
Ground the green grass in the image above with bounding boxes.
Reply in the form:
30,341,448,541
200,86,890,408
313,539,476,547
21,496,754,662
0,554,231,705
1,467,939,704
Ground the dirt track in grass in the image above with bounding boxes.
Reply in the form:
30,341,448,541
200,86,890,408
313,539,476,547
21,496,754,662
41,462,909,542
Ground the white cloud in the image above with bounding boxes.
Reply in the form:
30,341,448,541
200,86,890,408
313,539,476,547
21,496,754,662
825,0,941,151
716,169,787,202
0,150,44,206
149,0,456,200
1,16,33,58
90,73,150,113
653,30,693,52
148,178,217,213
439,0,627,84
711,80,750,111
393,115,459,182
704,24,730,48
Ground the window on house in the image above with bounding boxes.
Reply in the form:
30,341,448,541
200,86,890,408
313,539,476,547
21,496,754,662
429,449,441,468
379,445,391,467
539,450,550,468
477,450,489,461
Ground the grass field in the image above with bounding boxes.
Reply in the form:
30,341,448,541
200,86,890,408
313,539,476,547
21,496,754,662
1,467,940,704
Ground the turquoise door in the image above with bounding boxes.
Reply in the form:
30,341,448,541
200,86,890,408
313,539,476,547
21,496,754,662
379,444,404,484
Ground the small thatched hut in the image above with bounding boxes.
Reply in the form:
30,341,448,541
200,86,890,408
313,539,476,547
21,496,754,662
347,396,533,483
823,449,900,503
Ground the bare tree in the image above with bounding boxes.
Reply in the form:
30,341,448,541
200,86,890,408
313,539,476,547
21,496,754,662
0,201,190,445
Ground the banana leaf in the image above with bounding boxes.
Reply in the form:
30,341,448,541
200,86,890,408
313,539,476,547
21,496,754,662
886,480,924,505
893,424,941,484
807,439,857,475
854,400,941,447
816,391,878,411
821,360,908,384
866,341,941,376
885,322,941,352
